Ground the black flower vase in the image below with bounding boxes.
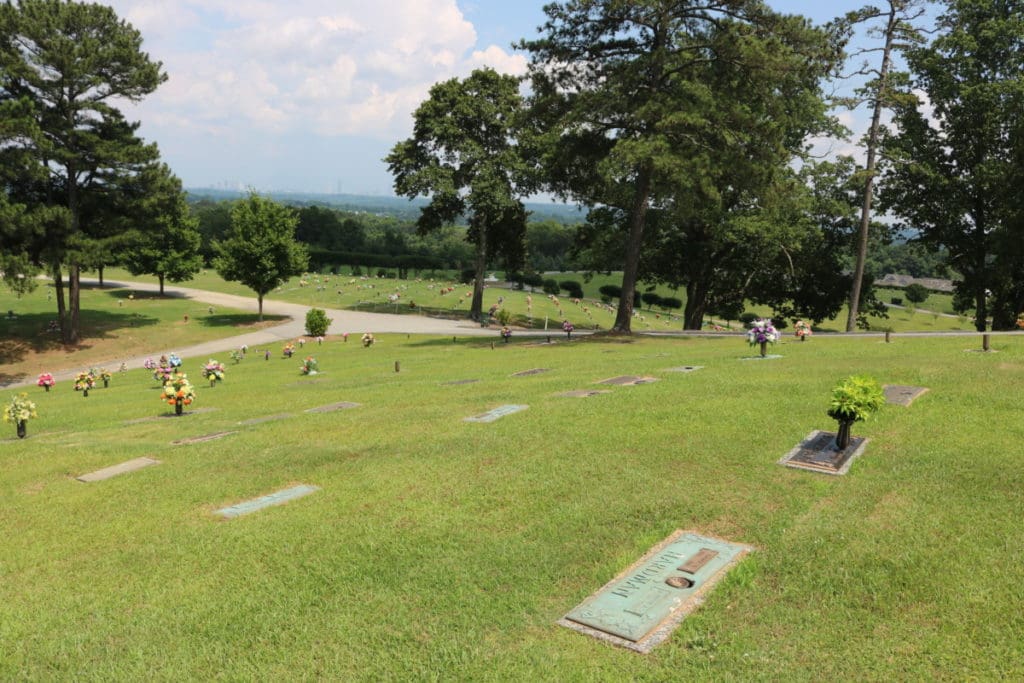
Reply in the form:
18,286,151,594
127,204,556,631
17,420,26,439
103,379,108,388
175,399,184,416
83,388,88,397
760,341,767,357
835,420,854,451
43,384,50,392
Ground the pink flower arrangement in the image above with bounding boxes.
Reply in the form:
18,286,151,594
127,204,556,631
37,373,56,391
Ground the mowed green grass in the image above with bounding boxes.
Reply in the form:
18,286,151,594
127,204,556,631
96,267,976,334
2,332,1022,679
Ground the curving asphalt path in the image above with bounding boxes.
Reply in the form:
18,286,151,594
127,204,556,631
1,278,534,389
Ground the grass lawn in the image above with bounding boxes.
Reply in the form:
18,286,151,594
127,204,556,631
93,267,977,335
2,331,1022,679
0,281,285,385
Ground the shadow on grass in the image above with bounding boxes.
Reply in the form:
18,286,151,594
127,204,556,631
0,310,160,382
103,287,187,301
197,314,288,328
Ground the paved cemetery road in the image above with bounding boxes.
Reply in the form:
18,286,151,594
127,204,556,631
1,278,544,389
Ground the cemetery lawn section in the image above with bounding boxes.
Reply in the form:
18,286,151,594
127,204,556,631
95,267,976,334
2,332,1022,679
0,281,285,385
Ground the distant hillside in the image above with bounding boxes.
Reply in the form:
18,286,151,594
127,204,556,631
186,188,585,224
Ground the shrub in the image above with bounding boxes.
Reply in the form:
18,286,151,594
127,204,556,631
460,269,476,285
560,280,583,299
891,297,903,306
496,308,513,325
522,273,544,288
660,296,682,311
774,318,789,330
739,312,758,326
904,283,929,305
305,308,332,337
542,279,560,295
599,284,623,299
641,291,662,309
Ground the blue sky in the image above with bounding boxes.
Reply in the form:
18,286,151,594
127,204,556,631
103,1,915,197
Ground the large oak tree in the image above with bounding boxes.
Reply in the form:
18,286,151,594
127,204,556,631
386,68,531,321
519,0,840,333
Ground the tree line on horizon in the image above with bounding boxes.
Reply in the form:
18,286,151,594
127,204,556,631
3,0,1024,340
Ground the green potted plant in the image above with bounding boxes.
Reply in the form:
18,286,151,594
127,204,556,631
827,375,885,450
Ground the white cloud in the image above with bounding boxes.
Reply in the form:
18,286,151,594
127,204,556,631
109,0,525,140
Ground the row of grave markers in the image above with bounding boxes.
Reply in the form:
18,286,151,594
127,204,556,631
69,361,929,654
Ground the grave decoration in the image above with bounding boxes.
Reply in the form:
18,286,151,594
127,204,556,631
361,333,375,347
794,320,812,341
162,372,196,416
827,375,885,450
74,370,96,397
96,368,112,388
203,359,226,386
562,319,574,340
4,392,37,439
746,318,779,357
283,342,296,358
300,356,319,375
37,372,55,392
500,326,512,343
230,348,244,364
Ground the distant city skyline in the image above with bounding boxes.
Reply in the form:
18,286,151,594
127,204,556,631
103,1,917,197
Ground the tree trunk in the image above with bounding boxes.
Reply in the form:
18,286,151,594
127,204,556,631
846,4,899,332
52,265,68,342
683,280,709,331
68,264,80,345
613,166,653,333
98,265,104,287
470,228,487,321
257,294,264,322
974,286,988,332
159,273,165,295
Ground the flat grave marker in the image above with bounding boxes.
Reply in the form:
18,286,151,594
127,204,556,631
215,484,320,519
464,404,528,423
882,385,929,407
442,379,480,386
556,390,611,398
123,407,217,425
238,413,294,426
778,430,869,476
304,402,361,414
666,366,703,373
512,368,550,377
740,354,782,361
559,530,754,653
172,431,236,445
77,457,160,483
595,375,659,386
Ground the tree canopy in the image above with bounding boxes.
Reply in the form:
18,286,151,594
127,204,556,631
0,0,165,342
212,192,309,320
386,67,531,321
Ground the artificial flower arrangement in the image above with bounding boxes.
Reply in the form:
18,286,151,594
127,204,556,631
144,358,157,370
96,368,112,387
162,372,196,411
230,348,244,364
283,342,296,358
500,326,512,342
562,320,574,339
300,356,319,375
794,320,813,340
153,365,173,384
203,359,226,384
4,392,37,424
361,333,374,347
827,375,885,450
73,370,96,392
168,353,182,368
746,319,779,346
36,372,56,391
